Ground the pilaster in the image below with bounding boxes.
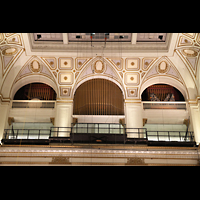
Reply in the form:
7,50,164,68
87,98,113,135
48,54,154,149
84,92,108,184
188,97,200,145
54,99,73,137
0,99,10,142
125,99,143,138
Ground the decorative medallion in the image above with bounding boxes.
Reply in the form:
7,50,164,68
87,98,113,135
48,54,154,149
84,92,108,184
158,61,169,73
94,60,105,73
182,49,198,57
30,60,41,72
2,47,18,56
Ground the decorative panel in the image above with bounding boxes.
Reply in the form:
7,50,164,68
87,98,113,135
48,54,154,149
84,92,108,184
42,57,57,70
15,56,54,83
178,36,193,47
1,46,24,75
58,57,73,70
5,34,22,46
125,58,140,71
75,58,92,70
60,87,71,97
142,58,156,70
58,72,74,85
124,73,140,86
126,88,138,97
107,58,123,71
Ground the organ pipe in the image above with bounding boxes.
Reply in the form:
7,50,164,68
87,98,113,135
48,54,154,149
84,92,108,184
73,79,124,115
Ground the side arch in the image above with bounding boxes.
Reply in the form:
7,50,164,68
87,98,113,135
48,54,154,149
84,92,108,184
140,76,189,101
10,75,58,100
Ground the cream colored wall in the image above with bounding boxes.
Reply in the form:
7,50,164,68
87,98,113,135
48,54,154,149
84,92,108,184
1,33,200,143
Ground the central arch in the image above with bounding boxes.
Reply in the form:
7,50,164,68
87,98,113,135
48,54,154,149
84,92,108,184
73,78,124,115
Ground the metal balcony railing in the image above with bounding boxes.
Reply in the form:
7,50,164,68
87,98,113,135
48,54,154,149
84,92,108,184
3,129,50,139
2,123,195,144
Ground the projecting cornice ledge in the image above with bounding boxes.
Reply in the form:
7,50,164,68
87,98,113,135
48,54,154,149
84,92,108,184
188,96,200,107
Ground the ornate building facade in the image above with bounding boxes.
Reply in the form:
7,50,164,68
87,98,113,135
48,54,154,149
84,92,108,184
0,33,200,165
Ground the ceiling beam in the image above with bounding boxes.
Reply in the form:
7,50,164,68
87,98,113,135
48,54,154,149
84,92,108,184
63,33,68,44
131,33,137,44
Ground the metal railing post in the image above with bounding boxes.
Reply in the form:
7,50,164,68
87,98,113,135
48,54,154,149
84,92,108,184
49,128,52,138
145,129,148,140
38,129,40,139
157,131,159,141
27,129,30,139
168,131,170,141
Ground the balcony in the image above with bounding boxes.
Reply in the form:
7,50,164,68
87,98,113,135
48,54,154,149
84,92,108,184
142,101,187,110
2,123,195,147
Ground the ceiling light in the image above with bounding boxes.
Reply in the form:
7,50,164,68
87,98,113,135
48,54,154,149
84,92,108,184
37,34,42,40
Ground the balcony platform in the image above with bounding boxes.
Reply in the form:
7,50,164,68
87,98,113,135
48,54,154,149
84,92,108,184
2,139,49,145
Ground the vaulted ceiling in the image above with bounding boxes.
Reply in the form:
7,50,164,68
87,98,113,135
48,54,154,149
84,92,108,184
0,33,200,101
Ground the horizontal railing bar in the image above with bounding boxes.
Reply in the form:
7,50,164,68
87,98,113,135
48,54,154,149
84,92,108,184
12,100,56,103
142,101,187,104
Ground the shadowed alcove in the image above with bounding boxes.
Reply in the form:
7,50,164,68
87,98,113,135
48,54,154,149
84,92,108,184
141,84,185,101
14,83,57,100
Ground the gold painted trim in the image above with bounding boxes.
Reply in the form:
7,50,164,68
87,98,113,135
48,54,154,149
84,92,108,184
75,57,92,70
106,57,123,71
41,57,57,70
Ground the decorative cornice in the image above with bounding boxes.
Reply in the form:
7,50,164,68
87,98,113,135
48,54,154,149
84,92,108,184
188,96,200,106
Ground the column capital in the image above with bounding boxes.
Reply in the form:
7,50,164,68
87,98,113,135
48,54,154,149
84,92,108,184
0,93,11,104
188,96,200,107
56,98,73,104
124,99,142,104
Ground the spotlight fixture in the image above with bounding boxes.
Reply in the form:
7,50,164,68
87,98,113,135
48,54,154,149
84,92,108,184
119,35,124,39
37,34,42,40
158,35,163,40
